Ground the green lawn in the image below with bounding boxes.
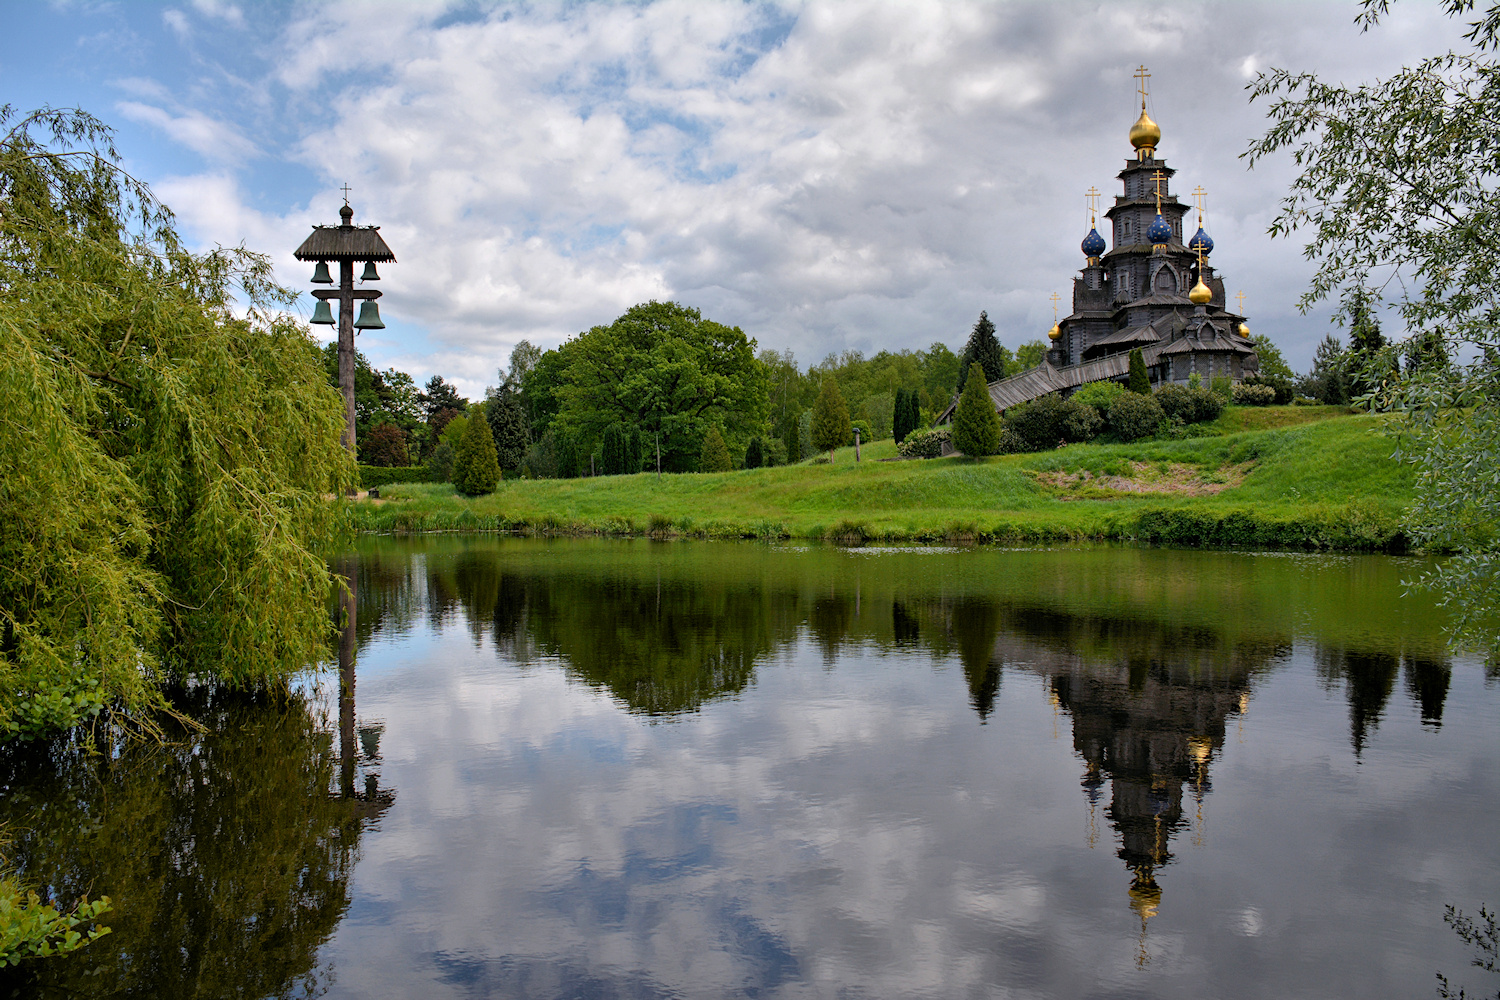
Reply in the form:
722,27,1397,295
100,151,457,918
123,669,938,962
354,407,1416,551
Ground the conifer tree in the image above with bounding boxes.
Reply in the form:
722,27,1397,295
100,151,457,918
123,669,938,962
956,311,1009,392
811,379,852,463
453,405,501,495
892,388,910,444
744,436,764,469
484,385,531,471
699,425,733,472
1127,348,1151,395
952,363,1000,458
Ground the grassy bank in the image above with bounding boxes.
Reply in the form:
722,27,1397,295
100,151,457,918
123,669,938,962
352,407,1416,551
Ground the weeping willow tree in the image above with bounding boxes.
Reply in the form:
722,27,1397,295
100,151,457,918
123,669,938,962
0,106,355,740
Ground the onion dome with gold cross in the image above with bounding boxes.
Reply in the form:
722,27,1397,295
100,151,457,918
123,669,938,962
1189,274,1213,305
1081,226,1106,260
1188,227,1214,255
1147,213,1172,245
1130,108,1161,158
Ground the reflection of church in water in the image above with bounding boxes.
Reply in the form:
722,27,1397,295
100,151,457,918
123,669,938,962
1049,658,1247,964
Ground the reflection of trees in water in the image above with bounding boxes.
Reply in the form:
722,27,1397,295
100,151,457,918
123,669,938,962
0,688,376,1000
1316,646,1453,754
425,552,803,715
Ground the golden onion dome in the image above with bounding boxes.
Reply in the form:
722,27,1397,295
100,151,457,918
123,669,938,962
1189,277,1212,305
1130,108,1161,151
1238,321,1250,337
1048,321,1062,341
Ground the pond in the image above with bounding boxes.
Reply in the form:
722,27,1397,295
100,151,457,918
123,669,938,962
4,539,1497,999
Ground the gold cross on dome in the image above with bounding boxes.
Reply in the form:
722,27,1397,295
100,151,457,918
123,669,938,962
1086,186,1101,223
1152,169,1166,213
1236,290,1246,313
1050,291,1061,320
1192,185,1207,224
1134,65,1151,108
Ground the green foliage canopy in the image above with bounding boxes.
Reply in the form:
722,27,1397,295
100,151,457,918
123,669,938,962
532,301,767,473
0,106,354,738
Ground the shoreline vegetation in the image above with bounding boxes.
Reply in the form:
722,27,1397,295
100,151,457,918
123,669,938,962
351,406,1416,552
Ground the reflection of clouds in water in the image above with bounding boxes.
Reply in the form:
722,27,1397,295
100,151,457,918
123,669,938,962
1237,907,1265,937
329,636,1083,998
317,543,1500,1000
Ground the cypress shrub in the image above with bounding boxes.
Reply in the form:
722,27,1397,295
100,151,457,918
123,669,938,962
744,436,764,469
699,425,733,472
600,423,630,475
952,364,1000,457
812,380,852,462
1127,348,1151,394
892,388,911,443
452,406,501,495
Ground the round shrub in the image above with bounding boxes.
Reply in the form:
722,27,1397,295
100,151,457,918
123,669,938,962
897,426,951,459
1071,380,1125,410
850,419,873,445
1004,394,1102,450
1155,384,1224,424
1232,382,1277,406
1108,392,1165,441
1186,385,1226,422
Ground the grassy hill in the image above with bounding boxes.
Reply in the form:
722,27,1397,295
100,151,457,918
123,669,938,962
352,407,1417,551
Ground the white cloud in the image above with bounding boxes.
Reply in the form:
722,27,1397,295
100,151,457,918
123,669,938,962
116,100,257,163
136,0,1474,385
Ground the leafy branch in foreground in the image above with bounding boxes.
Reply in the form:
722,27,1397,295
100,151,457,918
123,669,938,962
0,105,356,739
1244,1,1500,655
0,880,110,968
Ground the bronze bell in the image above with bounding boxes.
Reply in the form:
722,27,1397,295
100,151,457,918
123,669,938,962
310,299,335,325
360,260,380,281
311,261,334,284
354,300,385,329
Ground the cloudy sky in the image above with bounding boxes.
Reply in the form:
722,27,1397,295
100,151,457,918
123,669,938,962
1,1,1469,397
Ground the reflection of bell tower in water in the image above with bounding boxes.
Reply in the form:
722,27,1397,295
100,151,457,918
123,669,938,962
336,559,395,816
1052,660,1250,965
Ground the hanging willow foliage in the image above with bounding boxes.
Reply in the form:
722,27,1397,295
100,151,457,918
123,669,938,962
0,106,356,739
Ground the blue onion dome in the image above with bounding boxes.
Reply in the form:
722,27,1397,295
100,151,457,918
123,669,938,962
1081,227,1107,258
1188,227,1214,255
1147,213,1172,245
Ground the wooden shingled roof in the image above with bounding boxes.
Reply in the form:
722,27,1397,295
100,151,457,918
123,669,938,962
294,213,396,263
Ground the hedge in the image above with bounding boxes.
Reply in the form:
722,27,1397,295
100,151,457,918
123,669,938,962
358,465,434,489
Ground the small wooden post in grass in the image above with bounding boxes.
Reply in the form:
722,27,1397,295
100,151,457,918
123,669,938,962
854,426,861,462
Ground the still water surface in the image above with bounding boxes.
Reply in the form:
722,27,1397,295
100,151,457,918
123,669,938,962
5,539,1498,999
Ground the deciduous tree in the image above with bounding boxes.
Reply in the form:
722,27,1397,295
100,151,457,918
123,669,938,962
0,105,353,739
1246,0,1500,649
